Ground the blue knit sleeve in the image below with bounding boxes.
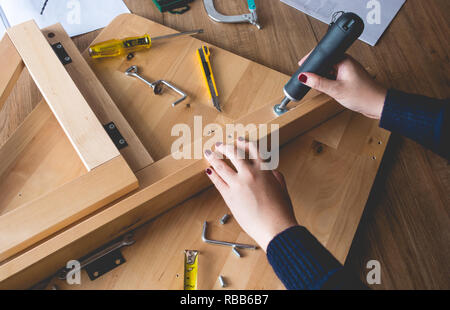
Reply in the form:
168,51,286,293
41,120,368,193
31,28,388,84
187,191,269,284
380,89,449,159
266,226,365,290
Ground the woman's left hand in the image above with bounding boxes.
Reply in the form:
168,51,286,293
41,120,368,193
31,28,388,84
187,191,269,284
204,138,298,252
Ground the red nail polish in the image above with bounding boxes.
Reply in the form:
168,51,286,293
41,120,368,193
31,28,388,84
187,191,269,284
205,150,212,156
206,168,212,175
298,74,307,83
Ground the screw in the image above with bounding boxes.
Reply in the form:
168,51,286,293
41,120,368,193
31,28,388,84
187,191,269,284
372,156,377,160
127,53,135,60
119,139,126,145
56,44,62,49
220,214,230,225
232,246,242,258
64,56,71,62
218,275,226,288
109,123,115,130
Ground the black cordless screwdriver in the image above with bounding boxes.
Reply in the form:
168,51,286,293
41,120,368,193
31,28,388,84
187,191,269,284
274,12,365,115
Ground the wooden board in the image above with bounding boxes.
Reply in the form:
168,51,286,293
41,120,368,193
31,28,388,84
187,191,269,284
7,21,120,171
0,21,139,266
0,35,24,111
42,24,154,172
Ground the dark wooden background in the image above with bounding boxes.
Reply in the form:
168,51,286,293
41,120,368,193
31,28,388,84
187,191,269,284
1,0,448,289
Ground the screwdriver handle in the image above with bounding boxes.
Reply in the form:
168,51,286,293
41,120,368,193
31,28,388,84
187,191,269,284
89,35,152,58
283,12,364,101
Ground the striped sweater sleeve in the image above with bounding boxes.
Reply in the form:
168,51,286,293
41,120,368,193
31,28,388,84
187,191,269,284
266,226,365,290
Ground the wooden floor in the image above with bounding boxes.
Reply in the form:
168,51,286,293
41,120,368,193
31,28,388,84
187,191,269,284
0,0,448,289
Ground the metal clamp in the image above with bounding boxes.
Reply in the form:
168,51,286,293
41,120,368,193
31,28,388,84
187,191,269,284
125,65,187,107
202,221,257,249
203,0,261,29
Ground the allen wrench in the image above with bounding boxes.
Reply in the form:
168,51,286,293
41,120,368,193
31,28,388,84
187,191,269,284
202,221,257,250
125,65,187,107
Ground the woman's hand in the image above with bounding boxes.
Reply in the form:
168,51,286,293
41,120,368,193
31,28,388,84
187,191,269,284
204,138,298,252
298,53,388,119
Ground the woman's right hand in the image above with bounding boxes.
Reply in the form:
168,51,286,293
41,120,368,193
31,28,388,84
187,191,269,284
298,53,388,119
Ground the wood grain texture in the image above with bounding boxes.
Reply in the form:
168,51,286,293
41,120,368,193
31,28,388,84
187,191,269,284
7,20,120,171
5,13,388,290
42,24,154,172
0,101,87,217
0,35,24,111
0,156,138,263
0,0,448,290
0,14,344,288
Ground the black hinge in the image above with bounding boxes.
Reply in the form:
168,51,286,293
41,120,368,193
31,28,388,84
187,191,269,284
85,250,126,281
51,42,72,65
104,122,128,150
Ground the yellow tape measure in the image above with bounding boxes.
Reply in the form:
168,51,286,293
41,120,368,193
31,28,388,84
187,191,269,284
184,250,199,290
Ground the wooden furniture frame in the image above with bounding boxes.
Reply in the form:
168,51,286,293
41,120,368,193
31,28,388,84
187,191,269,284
0,18,346,289
0,21,138,266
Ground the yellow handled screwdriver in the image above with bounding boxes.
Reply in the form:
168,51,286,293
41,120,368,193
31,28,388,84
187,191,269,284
89,29,204,59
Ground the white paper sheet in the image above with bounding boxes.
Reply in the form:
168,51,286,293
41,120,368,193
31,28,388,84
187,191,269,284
0,0,130,38
280,0,406,46
0,4,8,39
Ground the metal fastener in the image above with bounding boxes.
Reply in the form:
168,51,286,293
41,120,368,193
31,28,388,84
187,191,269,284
202,221,257,249
218,275,226,287
125,65,187,107
220,214,230,225
232,246,242,258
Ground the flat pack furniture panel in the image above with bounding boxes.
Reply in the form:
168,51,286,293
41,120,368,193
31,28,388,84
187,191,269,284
0,35,24,111
0,21,138,265
7,21,120,171
42,24,154,173
0,14,390,289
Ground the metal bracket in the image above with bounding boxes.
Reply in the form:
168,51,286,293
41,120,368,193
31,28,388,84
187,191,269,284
85,249,126,280
57,234,135,281
51,42,72,65
104,122,128,150
203,0,261,29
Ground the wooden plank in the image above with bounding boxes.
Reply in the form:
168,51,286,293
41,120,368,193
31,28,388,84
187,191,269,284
7,20,119,171
0,101,52,179
0,156,138,263
42,24,154,172
0,35,24,111
0,101,87,216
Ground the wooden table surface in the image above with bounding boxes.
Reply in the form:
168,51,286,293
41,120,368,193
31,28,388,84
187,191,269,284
1,0,449,289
